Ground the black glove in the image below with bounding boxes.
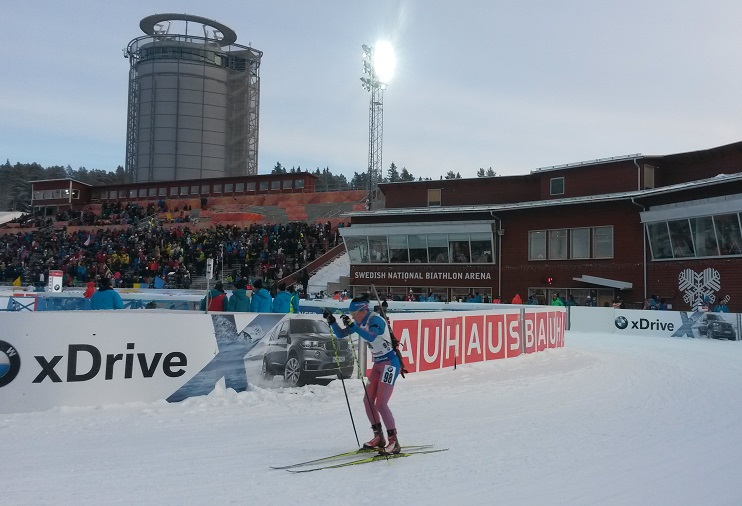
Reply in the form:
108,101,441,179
341,314,353,328
323,309,336,325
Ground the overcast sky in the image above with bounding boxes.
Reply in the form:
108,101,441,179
2,0,741,181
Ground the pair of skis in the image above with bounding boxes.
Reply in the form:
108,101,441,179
271,444,447,473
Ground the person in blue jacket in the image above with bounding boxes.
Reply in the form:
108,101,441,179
91,277,124,310
227,279,251,312
271,283,291,313
249,279,272,313
324,295,402,455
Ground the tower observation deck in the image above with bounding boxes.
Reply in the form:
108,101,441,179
125,14,262,183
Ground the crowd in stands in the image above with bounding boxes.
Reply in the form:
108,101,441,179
0,220,340,294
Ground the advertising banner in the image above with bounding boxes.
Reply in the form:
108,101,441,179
611,309,738,340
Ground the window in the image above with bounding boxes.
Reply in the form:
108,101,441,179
449,234,471,263
570,228,590,259
593,226,614,258
260,181,269,191
715,214,742,255
282,180,292,189
529,231,547,260
158,188,166,197
408,234,428,263
470,233,493,263
52,189,62,199
388,235,409,263
139,189,147,198
170,187,179,196
224,183,233,193
428,234,449,263
213,184,222,194
130,189,138,198
33,191,43,200
246,182,256,192
647,222,672,259
180,186,189,196
43,190,51,200
643,165,655,189
428,189,441,207
271,180,281,190
668,219,694,258
295,179,304,189
201,185,209,194
691,216,718,257
235,183,245,192
550,177,565,196
190,185,199,195
549,229,568,260
147,188,156,197
368,236,389,263
345,237,369,263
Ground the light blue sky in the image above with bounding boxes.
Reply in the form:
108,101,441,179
2,0,741,181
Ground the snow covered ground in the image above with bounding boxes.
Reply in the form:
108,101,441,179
2,331,742,505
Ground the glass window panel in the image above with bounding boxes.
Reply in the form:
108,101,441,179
260,181,269,191
691,216,718,257
271,181,281,190
529,231,546,260
549,229,568,260
245,182,255,191
449,233,471,263
235,183,245,192
190,185,199,195
213,184,222,194
470,232,493,263
428,234,449,263
345,237,369,264
158,188,166,196
593,226,614,258
714,214,742,255
388,235,409,263
295,179,304,189
170,187,178,196
570,228,590,259
368,236,389,263
179,186,188,196
224,183,233,192
668,219,694,258
408,234,428,263
147,188,156,197
647,222,672,259
139,189,147,197
129,189,137,198
550,177,565,195
201,185,209,194
428,189,441,206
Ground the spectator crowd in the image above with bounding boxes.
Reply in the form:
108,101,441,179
0,220,339,295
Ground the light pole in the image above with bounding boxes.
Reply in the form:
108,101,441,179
360,42,395,203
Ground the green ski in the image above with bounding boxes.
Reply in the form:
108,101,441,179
271,444,435,470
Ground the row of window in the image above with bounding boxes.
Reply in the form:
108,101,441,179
646,213,742,259
345,233,494,264
528,226,614,260
139,46,229,68
33,189,80,201
91,179,305,201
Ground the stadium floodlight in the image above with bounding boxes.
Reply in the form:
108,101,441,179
360,41,394,200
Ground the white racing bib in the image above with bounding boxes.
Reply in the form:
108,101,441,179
381,364,397,385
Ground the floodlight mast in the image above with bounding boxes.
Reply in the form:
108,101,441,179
361,44,387,202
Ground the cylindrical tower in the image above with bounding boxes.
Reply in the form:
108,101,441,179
125,14,262,183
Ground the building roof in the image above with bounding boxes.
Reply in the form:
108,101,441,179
348,172,742,219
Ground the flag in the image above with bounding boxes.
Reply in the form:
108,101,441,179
153,276,166,289
12,276,21,286
84,234,92,247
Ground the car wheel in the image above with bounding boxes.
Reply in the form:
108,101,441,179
708,328,715,339
284,354,306,387
261,358,274,380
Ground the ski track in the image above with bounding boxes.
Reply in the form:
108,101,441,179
1,331,742,505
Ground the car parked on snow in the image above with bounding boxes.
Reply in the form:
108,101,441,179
258,317,355,387
696,313,737,340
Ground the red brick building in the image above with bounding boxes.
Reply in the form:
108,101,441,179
341,141,742,311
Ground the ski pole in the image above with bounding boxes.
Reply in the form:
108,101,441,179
327,315,360,447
